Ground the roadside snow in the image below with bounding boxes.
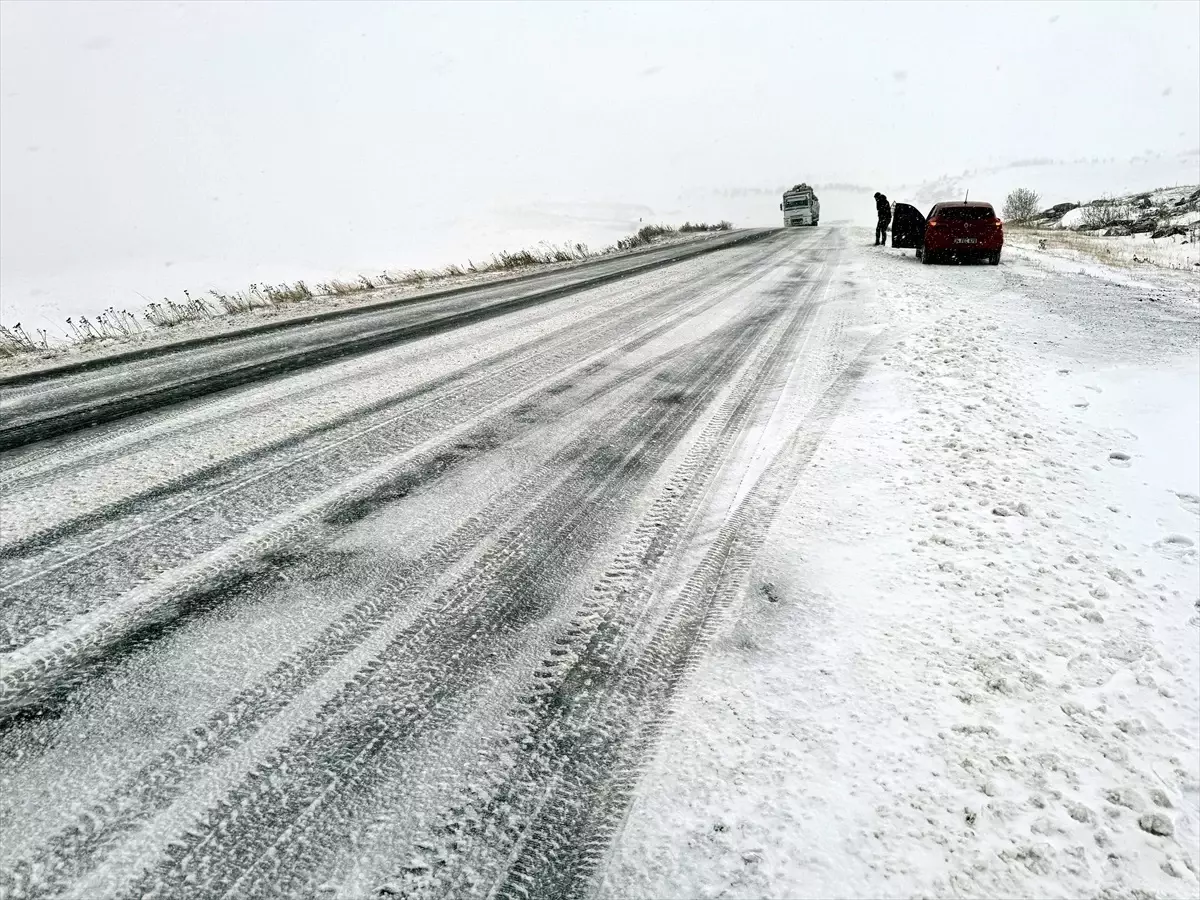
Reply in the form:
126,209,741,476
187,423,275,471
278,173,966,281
601,231,1200,899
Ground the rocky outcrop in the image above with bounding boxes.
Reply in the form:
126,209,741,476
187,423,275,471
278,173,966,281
1150,224,1187,239
1040,202,1079,220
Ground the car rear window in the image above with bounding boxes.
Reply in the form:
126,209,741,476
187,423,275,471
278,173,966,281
937,206,995,221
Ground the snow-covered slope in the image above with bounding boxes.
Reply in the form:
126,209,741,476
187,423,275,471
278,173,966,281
1027,184,1199,233
1005,182,1200,271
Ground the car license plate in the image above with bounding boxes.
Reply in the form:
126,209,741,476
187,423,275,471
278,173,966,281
955,238,978,244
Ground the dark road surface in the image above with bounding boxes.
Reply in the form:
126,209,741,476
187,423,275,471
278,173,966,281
0,227,878,899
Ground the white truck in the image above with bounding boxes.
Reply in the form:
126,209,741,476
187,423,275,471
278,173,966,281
780,183,820,227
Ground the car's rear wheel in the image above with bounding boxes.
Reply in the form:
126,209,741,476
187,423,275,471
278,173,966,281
922,248,935,265
988,251,1001,266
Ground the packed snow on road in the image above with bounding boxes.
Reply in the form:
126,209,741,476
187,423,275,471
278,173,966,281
603,234,1200,899
0,227,1196,900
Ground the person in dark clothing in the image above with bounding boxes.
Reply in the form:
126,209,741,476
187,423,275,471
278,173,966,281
874,192,892,245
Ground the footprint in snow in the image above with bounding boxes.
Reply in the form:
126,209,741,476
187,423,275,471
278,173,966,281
1153,534,1197,561
1108,452,1132,467
1175,492,1200,516
760,582,781,603
1073,400,1090,408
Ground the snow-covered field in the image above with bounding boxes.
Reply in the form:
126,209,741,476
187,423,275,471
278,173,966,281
1006,182,1200,273
601,234,1200,899
1007,228,1200,273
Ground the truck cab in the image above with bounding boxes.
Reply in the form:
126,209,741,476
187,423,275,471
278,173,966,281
780,183,820,226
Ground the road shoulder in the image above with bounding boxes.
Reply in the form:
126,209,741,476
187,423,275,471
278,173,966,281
600,234,1200,899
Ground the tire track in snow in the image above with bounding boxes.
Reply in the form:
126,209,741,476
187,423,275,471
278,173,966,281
0,239,794,659
392,249,855,900
494,338,887,900
0,236,792,499
0,231,777,451
0,238,787,553
0,275,762,716
0,231,855,900
0,247,818,898
114,285,793,900
458,336,887,900
140,246,841,899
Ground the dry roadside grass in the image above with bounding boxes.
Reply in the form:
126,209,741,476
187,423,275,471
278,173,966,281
1006,226,1200,271
1,222,735,365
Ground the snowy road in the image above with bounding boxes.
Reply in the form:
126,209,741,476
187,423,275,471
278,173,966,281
0,229,768,450
3,227,1196,900
0,227,885,898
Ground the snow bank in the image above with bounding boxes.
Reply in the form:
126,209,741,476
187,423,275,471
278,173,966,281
1058,206,1088,229
601,231,1200,899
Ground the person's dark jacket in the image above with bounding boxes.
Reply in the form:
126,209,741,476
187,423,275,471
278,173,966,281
875,193,891,221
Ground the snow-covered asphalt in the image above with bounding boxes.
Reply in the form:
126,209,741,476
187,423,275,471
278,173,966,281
0,229,767,450
0,227,871,898
2,228,1196,899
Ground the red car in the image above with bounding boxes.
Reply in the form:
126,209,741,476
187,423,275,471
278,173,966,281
891,201,1004,265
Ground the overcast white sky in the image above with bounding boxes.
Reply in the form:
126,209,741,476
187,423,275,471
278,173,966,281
2,0,1198,326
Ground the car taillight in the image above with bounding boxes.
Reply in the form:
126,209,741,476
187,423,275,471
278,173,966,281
993,218,1003,228
927,219,938,228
